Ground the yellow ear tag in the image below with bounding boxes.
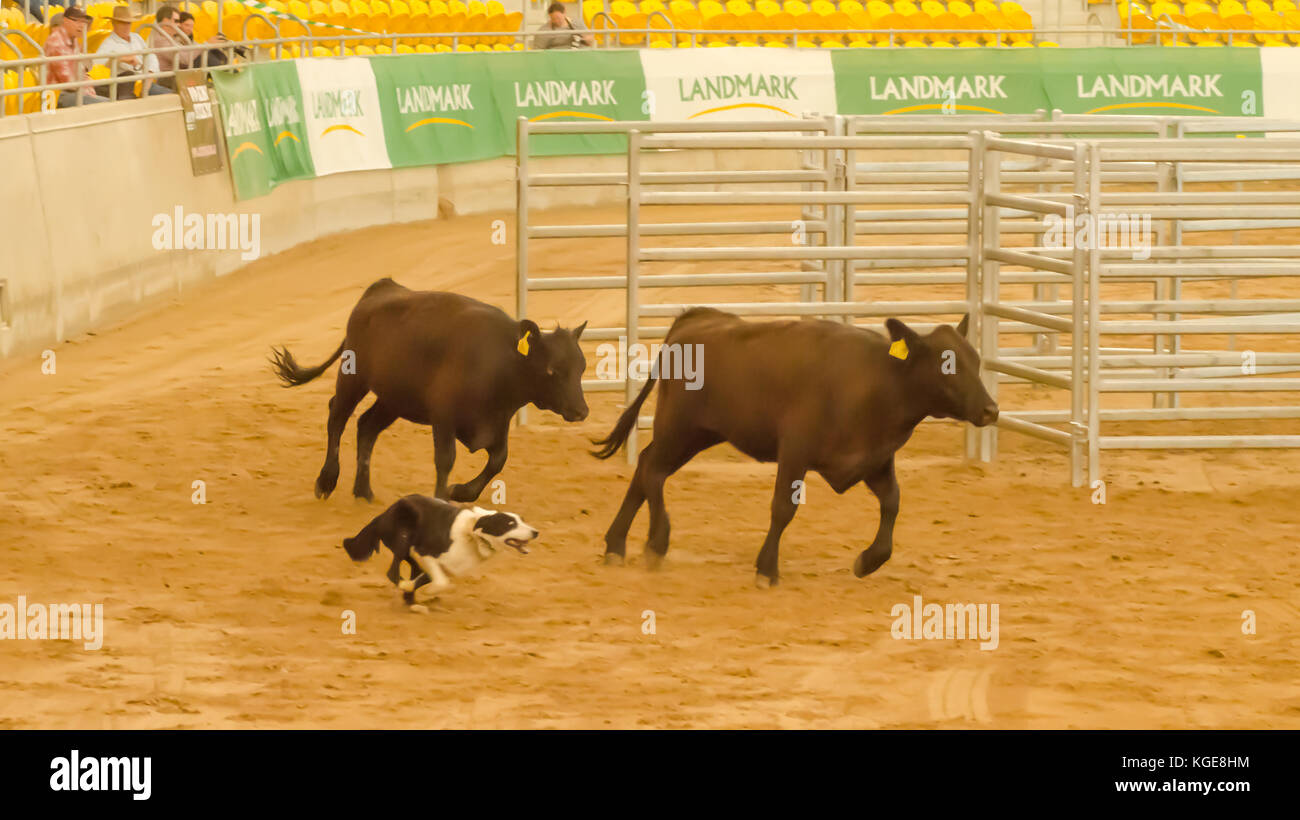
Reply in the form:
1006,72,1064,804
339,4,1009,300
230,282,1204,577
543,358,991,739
517,331,530,357
889,339,909,360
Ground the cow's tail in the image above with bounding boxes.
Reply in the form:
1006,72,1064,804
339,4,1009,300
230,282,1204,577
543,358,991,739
270,339,345,387
342,518,382,562
591,373,657,460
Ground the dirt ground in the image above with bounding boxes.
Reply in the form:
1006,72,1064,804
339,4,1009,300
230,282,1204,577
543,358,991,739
1,204,1298,729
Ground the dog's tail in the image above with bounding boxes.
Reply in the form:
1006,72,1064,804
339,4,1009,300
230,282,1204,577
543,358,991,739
590,372,657,460
270,338,346,387
343,519,381,562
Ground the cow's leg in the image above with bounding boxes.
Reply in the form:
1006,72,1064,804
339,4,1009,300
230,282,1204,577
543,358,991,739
430,421,457,500
754,456,807,589
316,375,367,499
449,435,507,503
853,458,899,578
605,430,720,567
602,445,651,566
641,432,719,571
353,400,399,502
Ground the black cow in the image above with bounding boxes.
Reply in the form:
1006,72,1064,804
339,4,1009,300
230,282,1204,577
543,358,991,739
592,308,998,587
272,278,588,502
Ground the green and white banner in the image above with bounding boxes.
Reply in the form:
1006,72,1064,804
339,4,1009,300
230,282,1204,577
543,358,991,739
488,49,648,156
372,53,504,167
297,57,391,176
213,48,1291,201
833,48,1048,115
641,48,836,121
1039,48,1262,116
1261,48,1300,122
213,62,314,200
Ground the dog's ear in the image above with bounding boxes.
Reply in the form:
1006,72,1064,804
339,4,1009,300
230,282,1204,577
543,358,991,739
473,511,516,537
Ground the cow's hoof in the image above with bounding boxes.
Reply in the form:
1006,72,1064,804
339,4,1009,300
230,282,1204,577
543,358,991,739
315,469,338,499
449,484,478,503
853,550,888,578
603,552,625,567
755,573,779,589
644,550,665,572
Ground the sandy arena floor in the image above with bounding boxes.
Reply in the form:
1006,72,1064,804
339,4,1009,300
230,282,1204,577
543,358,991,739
1,204,1298,729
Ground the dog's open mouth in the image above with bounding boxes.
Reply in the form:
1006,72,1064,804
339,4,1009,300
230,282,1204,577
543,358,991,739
505,538,530,554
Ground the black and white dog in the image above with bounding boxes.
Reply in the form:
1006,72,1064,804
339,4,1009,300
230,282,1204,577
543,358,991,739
343,494,539,612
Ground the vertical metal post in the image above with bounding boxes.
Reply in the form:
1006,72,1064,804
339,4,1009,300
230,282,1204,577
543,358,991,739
515,116,530,427
1087,141,1103,488
965,130,983,462
979,132,1000,464
842,132,856,312
829,114,847,319
1069,144,1087,488
798,114,823,306
625,129,643,465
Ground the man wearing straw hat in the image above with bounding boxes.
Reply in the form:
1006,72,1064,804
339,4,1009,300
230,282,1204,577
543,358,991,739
42,6,109,107
94,5,171,98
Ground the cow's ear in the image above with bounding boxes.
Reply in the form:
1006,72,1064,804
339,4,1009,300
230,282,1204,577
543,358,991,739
956,313,970,338
517,319,543,359
884,318,922,363
573,320,587,341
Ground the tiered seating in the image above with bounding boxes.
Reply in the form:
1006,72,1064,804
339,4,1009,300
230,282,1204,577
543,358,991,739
586,0,1053,47
214,0,527,54
2,5,59,113
1118,0,1300,45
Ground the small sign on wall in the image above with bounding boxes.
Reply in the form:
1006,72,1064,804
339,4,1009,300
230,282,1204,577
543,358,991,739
176,69,224,176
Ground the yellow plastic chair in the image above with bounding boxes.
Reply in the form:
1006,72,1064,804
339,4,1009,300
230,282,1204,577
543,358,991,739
765,10,797,43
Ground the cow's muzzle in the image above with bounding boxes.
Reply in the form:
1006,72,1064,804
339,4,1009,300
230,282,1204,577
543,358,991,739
974,403,999,427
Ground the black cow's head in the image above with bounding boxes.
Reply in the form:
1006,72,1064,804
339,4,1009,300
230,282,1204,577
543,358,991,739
517,319,589,423
886,316,998,427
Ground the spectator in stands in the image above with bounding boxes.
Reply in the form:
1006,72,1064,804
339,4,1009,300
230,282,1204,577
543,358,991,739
149,4,186,89
18,0,45,23
43,6,108,107
533,2,594,49
94,6,171,98
176,10,226,66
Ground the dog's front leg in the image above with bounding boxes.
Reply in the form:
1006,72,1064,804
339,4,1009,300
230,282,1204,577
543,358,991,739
386,555,404,586
413,552,453,594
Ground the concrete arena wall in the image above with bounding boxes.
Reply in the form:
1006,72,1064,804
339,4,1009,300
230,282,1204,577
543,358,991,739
0,95,802,359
